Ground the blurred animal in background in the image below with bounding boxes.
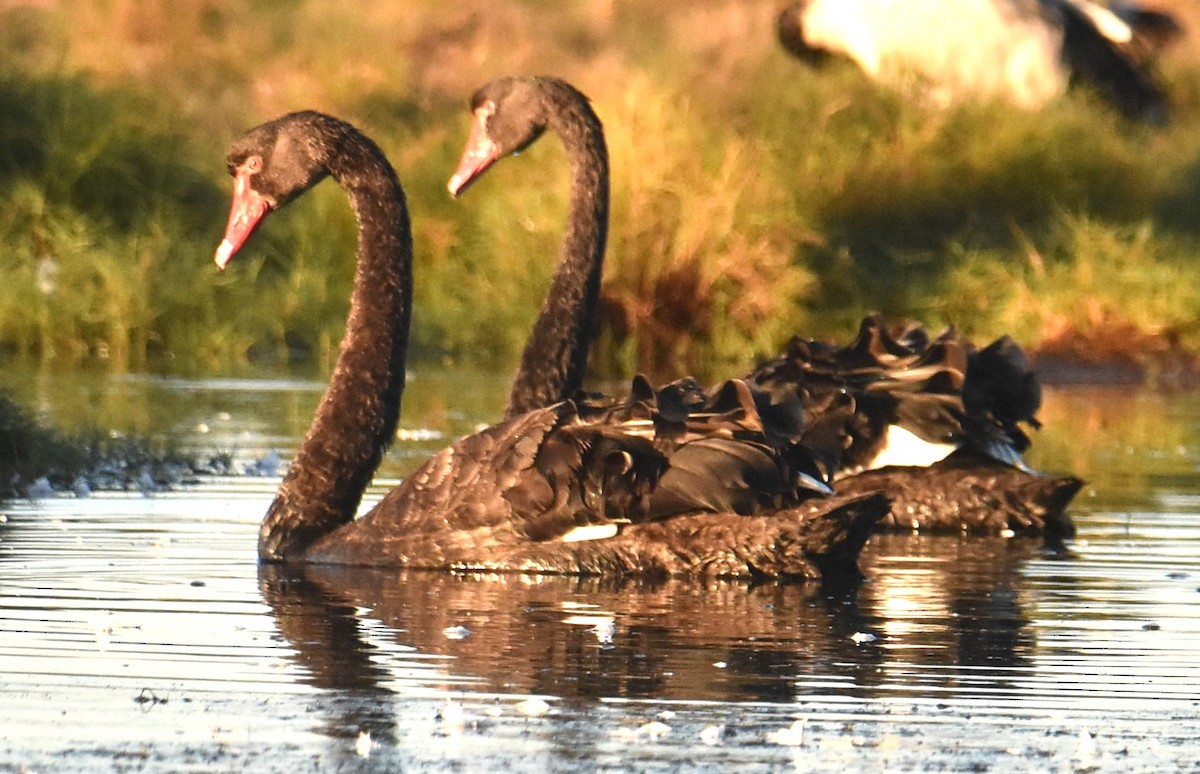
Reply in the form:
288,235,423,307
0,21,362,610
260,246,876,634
776,0,1183,123
1109,1,1186,63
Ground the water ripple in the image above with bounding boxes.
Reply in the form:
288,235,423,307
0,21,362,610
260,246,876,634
2,384,1200,770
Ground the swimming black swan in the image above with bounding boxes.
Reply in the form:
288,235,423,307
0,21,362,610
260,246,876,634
776,0,1174,123
215,110,889,579
446,76,1081,538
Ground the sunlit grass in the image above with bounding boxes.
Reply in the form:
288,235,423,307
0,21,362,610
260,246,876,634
595,74,813,378
0,1,1197,381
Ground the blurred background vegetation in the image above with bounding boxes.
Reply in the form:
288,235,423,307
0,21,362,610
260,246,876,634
0,0,1198,383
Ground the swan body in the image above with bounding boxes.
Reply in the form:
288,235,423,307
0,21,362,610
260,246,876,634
777,0,1175,122
746,316,1083,536
305,378,888,578
450,77,1081,538
216,110,888,579
746,316,1042,474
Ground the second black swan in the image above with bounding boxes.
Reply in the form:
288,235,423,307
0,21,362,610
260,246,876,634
446,75,1081,538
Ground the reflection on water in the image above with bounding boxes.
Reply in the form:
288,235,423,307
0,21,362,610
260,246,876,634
0,361,512,479
1,368,1200,770
260,536,1047,706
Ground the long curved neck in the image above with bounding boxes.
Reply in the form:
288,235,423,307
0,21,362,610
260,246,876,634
504,87,609,418
259,133,413,562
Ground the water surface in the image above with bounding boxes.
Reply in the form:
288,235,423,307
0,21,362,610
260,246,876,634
1,368,1199,771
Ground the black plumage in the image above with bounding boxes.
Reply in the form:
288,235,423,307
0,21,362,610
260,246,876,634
217,110,887,579
746,316,1082,535
451,77,1082,538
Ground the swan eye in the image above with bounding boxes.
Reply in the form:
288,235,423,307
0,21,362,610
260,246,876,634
245,155,263,173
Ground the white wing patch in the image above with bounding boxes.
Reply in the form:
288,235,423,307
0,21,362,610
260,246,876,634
560,524,619,543
867,424,956,469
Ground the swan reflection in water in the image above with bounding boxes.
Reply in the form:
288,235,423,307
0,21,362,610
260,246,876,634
259,534,1051,747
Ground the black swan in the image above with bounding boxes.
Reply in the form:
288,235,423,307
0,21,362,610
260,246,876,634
215,110,889,579
446,76,1081,538
776,0,1174,123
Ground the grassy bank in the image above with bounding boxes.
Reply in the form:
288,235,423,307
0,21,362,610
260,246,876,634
0,1,1198,382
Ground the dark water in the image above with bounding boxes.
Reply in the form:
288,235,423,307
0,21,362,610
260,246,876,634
1,367,1199,772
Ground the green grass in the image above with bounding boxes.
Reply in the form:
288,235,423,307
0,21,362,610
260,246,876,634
0,1,1197,383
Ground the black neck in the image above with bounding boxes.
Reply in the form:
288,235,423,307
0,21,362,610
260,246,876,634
504,86,609,418
259,130,412,561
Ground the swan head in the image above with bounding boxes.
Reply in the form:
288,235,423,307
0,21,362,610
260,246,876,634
216,111,338,269
448,77,554,197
